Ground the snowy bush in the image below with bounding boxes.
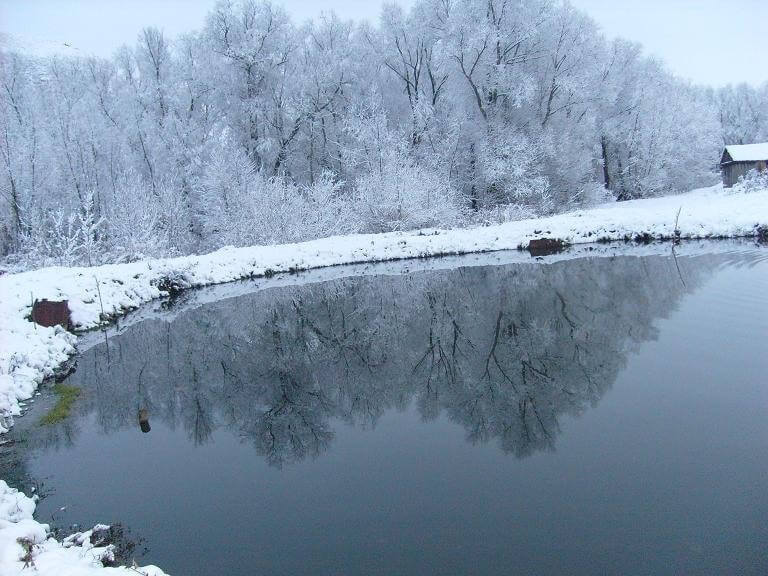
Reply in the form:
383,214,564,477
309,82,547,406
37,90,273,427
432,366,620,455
235,173,360,245
215,173,298,246
470,182,612,226
16,194,105,267
471,203,539,226
733,169,768,194
353,157,467,233
298,172,361,239
103,172,192,263
574,182,616,208
106,174,175,261
21,209,81,266
200,145,359,247
156,182,194,254
77,194,106,266
476,130,552,213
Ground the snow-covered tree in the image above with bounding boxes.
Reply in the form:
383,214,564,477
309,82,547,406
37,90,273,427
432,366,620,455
0,0,736,266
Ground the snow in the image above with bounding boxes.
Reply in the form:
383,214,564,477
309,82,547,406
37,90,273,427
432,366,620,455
723,142,768,162
0,183,766,574
0,481,168,575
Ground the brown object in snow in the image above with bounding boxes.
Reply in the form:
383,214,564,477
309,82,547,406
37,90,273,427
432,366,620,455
31,299,71,329
527,238,569,257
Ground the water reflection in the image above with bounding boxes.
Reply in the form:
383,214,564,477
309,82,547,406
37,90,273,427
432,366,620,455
27,252,741,464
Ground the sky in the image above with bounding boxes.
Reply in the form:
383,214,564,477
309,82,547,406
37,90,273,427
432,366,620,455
1,0,765,87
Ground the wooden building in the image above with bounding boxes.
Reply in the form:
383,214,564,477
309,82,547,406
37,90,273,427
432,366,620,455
720,143,768,187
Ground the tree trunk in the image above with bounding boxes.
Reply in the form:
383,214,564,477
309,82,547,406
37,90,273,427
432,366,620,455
600,135,611,191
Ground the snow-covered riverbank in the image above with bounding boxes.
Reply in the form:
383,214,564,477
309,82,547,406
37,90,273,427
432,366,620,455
0,184,766,574
0,481,167,575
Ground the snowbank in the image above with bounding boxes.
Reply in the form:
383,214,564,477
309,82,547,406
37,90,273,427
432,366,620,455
0,481,167,575
0,184,766,575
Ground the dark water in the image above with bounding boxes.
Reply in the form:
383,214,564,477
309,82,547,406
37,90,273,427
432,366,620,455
4,247,768,575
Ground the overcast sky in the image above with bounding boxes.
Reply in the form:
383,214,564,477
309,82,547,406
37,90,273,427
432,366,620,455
1,0,765,87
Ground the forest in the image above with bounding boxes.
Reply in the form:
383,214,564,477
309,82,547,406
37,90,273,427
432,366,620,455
2,0,767,267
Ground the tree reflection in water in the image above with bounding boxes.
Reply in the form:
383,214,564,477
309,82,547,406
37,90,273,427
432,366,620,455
32,252,735,465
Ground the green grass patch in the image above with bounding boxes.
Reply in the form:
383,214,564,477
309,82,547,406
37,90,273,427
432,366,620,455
39,384,81,426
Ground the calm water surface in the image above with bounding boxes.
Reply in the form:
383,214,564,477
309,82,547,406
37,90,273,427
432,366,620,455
4,246,768,575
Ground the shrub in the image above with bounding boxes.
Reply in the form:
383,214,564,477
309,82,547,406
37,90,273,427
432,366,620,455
353,158,467,232
733,169,768,194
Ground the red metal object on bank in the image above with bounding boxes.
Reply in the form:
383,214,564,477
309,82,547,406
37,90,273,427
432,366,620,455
32,299,71,329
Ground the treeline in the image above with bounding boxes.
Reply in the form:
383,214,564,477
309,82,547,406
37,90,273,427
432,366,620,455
1,0,765,266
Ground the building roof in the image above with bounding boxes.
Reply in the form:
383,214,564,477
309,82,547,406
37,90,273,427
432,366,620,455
722,143,768,163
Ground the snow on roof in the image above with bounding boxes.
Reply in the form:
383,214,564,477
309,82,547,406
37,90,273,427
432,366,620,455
723,143,768,162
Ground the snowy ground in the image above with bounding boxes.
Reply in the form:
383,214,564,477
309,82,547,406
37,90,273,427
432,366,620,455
0,183,766,574
0,481,167,575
